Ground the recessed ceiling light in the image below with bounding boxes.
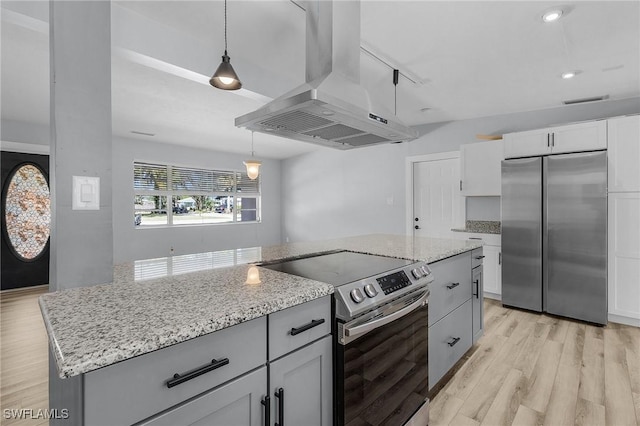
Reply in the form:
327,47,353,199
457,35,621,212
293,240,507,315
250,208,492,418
542,9,563,23
561,71,580,79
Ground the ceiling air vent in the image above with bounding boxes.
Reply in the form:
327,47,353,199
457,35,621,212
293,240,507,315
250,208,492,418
563,95,608,105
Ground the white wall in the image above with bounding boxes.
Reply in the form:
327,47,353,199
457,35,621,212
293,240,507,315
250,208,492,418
281,97,640,243
112,136,282,263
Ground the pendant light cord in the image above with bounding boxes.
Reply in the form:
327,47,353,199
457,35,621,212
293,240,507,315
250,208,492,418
224,0,228,54
251,131,255,157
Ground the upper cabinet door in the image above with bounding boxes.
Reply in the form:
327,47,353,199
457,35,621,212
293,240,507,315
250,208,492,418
608,115,640,192
461,139,504,196
503,128,551,159
550,120,607,155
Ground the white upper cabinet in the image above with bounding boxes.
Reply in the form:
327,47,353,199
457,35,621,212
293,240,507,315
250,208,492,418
504,120,607,159
461,139,504,196
608,115,640,192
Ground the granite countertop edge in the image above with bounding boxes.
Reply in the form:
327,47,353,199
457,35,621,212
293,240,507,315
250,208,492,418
40,234,482,378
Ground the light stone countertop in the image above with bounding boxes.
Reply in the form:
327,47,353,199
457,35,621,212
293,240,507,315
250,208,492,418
40,234,482,378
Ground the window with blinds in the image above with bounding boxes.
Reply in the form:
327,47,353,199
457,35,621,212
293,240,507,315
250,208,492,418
133,162,260,227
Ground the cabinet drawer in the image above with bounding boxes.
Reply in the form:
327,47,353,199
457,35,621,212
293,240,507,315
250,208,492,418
269,296,331,360
429,299,473,389
138,367,267,426
428,252,472,326
471,248,484,269
85,317,267,426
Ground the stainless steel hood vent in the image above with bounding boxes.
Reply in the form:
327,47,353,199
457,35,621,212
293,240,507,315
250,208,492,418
235,0,418,149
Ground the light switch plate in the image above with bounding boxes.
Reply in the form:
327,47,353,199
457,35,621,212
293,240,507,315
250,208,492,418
72,176,100,210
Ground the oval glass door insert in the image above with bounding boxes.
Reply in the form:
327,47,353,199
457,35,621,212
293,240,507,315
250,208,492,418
4,164,51,261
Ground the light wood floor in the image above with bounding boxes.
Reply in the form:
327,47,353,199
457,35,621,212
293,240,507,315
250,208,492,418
1,286,49,426
431,299,640,426
1,289,639,426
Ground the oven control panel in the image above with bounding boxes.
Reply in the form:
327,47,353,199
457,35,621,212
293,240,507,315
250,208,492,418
335,261,433,321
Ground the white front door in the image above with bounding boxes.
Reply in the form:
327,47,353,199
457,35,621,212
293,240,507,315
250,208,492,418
413,157,464,238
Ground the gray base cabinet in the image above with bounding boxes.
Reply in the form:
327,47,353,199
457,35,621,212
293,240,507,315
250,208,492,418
429,299,472,388
138,367,267,426
428,250,482,390
270,336,332,426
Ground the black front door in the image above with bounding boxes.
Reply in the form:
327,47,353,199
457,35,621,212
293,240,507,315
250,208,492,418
1,151,50,290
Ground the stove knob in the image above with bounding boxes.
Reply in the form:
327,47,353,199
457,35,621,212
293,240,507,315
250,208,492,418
364,283,378,298
350,288,365,304
420,265,431,276
411,268,423,279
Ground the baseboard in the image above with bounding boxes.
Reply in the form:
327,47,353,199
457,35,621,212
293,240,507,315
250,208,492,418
483,292,501,301
608,313,640,328
0,284,49,294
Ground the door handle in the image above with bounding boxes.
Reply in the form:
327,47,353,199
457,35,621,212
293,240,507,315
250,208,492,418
166,358,229,388
551,133,555,147
414,217,419,222
290,319,325,336
473,279,479,298
261,395,270,426
275,388,284,426
415,225,421,230
547,133,550,147
499,252,502,265
447,337,461,347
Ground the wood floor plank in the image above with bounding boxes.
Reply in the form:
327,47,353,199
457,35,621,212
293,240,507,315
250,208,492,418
546,316,570,343
479,368,523,426
574,397,606,426
578,326,605,405
512,322,552,379
521,339,563,413
542,323,585,426
633,392,640,426
511,404,543,426
448,413,480,426
442,333,508,401
604,327,637,426
429,392,464,426
458,340,519,423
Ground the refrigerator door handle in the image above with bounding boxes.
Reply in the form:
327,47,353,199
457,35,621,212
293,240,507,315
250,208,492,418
547,133,550,148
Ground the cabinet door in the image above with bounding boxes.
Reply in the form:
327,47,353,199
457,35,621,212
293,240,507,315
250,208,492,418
550,120,607,154
483,245,502,297
461,140,504,196
139,367,267,426
608,115,640,192
472,266,483,344
608,193,640,322
428,299,473,389
503,129,551,159
270,336,332,426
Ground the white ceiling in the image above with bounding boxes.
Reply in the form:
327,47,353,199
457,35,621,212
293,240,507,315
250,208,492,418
2,1,639,159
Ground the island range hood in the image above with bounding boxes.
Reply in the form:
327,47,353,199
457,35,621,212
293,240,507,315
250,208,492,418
235,0,418,149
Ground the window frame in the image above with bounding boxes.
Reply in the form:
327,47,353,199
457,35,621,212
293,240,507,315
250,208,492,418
133,162,261,228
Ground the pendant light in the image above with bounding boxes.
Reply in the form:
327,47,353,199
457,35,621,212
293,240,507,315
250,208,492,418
210,0,242,90
243,132,262,180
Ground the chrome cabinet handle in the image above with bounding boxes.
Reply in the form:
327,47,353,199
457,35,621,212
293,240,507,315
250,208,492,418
447,337,461,347
290,319,325,336
446,282,460,290
166,357,229,388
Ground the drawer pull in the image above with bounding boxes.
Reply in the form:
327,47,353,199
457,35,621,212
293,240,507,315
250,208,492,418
475,255,486,260
446,282,460,290
447,337,461,347
166,357,229,388
275,388,284,426
261,395,270,426
473,280,479,298
290,318,325,336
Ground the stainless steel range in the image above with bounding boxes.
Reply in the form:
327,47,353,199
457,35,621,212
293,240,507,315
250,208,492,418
260,250,433,426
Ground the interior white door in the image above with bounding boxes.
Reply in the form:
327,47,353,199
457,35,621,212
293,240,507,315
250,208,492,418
413,158,464,238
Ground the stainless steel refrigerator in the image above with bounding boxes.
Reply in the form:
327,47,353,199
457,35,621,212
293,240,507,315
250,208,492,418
501,151,607,325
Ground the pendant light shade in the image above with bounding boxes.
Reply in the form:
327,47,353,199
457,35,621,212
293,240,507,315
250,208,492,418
244,131,261,180
210,0,242,90
245,265,261,285
210,51,242,90
243,159,262,180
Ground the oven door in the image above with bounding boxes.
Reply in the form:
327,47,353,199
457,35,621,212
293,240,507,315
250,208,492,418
335,289,429,426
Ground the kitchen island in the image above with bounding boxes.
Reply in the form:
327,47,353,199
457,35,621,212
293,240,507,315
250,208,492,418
40,234,482,425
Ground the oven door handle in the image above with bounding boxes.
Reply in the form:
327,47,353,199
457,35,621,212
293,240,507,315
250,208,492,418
344,290,429,339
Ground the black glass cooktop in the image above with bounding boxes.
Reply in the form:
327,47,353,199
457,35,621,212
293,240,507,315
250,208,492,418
259,250,414,287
